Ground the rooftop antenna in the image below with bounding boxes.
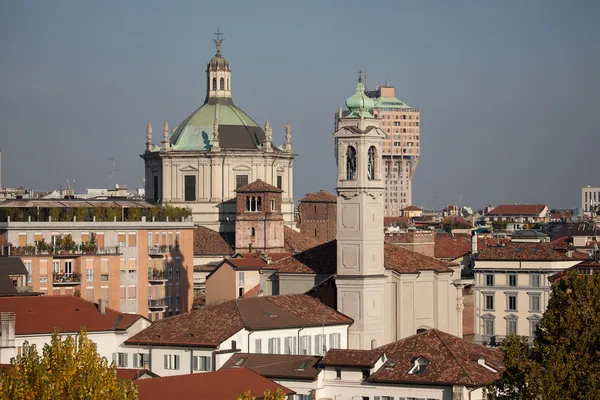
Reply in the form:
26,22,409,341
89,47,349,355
364,68,368,89
108,157,124,186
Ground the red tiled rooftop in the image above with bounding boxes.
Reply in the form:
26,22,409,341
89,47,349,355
384,216,411,226
269,240,453,275
434,235,507,260
222,353,321,381
0,296,143,335
486,204,547,216
300,190,337,203
193,226,234,256
477,242,587,261
136,368,293,400
115,368,158,380
235,179,282,193
322,349,383,368
402,206,423,212
284,226,320,253
126,294,351,347
548,259,600,283
370,329,504,386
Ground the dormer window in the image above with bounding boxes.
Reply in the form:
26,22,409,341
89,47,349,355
408,356,429,374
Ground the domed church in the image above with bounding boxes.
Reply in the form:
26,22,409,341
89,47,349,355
141,32,295,232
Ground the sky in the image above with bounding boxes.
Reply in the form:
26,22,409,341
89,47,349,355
1,0,598,210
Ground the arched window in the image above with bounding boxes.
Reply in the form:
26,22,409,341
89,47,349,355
251,196,256,212
212,77,217,91
246,196,251,211
368,146,376,180
370,339,377,350
257,196,262,212
346,146,357,180
251,227,255,237
220,77,225,90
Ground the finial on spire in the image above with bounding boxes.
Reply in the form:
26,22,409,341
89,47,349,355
161,121,171,151
146,123,152,152
211,118,220,152
285,123,292,153
213,29,224,55
163,121,169,140
263,121,273,153
357,69,363,83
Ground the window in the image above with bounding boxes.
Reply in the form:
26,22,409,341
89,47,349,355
212,77,217,91
120,285,126,300
113,353,128,368
508,273,517,287
53,261,60,275
271,199,275,211
367,146,376,180
381,396,394,400
194,355,212,371
100,259,109,281
236,175,248,189
24,261,32,284
507,294,517,311
238,271,244,285
483,317,495,336
529,317,541,336
506,318,518,335
328,333,341,349
117,232,126,247
315,334,326,355
254,338,262,354
484,293,494,311
64,261,73,276
238,287,244,298
345,146,357,180
362,369,370,379
133,353,149,368
128,285,137,300
335,368,341,379
153,175,160,201
485,273,494,286
184,175,196,202
257,196,262,212
86,260,94,282
267,338,281,354
530,274,541,288
39,261,48,283
529,293,541,312
219,77,224,90
251,227,255,237
276,175,282,189
299,335,311,355
164,354,180,370
284,336,297,355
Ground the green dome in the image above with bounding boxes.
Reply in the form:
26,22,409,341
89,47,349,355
208,54,230,71
345,79,375,118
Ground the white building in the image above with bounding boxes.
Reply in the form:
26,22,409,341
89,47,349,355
221,329,505,400
473,241,586,344
141,34,295,232
0,296,150,365
123,294,351,377
582,185,600,216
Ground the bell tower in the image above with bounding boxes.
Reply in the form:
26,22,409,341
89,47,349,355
206,29,232,102
334,75,387,350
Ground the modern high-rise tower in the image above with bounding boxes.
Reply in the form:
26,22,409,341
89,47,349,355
365,86,420,216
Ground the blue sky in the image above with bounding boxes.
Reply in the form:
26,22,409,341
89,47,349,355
1,0,598,209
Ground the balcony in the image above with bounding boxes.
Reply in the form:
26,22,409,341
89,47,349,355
53,273,82,286
148,245,169,256
2,245,120,257
148,298,168,309
148,268,168,284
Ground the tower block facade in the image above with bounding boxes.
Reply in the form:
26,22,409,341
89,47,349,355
334,78,388,350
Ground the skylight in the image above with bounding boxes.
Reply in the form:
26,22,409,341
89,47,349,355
262,311,277,318
408,357,429,374
234,357,247,367
295,360,310,371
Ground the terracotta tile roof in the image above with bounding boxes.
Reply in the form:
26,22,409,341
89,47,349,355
222,353,321,380
299,190,337,203
243,284,263,298
402,206,422,211
0,296,144,335
193,226,234,256
477,242,587,261
136,368,293,400
125,294,351,347
321,349,383,368
442,216,472,226
0,257,28,275
384,216,410,226
434,235,506,260
235,179,282,193
548,259,600,283
486,204,547,216
284,226,320,254
369,329,504,386
193,265,217,272
115,368,159,380
269,240,453,275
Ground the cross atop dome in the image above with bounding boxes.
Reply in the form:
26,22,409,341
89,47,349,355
213,29,224,55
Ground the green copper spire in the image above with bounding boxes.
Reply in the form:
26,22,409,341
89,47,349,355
345,77,375,118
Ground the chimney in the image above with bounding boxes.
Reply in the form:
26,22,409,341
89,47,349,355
471,232,478,256
98,298,106,314
0,312,15,348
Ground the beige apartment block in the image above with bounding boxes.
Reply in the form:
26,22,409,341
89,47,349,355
0,217,194,322
365,86,420,216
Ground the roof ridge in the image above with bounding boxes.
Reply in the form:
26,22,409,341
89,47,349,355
234,298,249,328
432,329,476,386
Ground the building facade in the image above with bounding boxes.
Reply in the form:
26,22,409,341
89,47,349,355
582,185,600,216
0,217,194,321
365,85,420,215
296,191,337,244
141,36,295,233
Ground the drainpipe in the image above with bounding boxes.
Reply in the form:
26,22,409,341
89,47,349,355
247,331,254,353
297,327,304,354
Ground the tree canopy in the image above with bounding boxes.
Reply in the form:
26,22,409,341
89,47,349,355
0,328,137,400
238,387,286,400
487,270,600,399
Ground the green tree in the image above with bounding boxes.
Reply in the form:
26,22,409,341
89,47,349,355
238,388,286,400
0,328,137,400
487,270,600,399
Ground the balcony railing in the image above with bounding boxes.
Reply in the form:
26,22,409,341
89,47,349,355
148,298,168,309
148,245,169,255
2,246,120,257
53,273,82,285
148,268,167,283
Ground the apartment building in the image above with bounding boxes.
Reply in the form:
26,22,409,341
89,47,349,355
0,202,194,321
366,85,420,215
582,185,600,216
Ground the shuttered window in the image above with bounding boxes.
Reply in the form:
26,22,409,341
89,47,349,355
119,258,126,271
18,234,27,247
34,233,43,242
100,259,109,281
117,233,126,246
86,259,94,282
128,258,137,271
100,287,109,302
128,286,136,299
81,232,89,242
39,261,48,283
96,233,104,249
86,287,94,302
128,232,136,247
119,286,126,300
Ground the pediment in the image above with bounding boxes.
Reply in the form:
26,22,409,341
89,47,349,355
232,165,252,172
180,165,199,172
